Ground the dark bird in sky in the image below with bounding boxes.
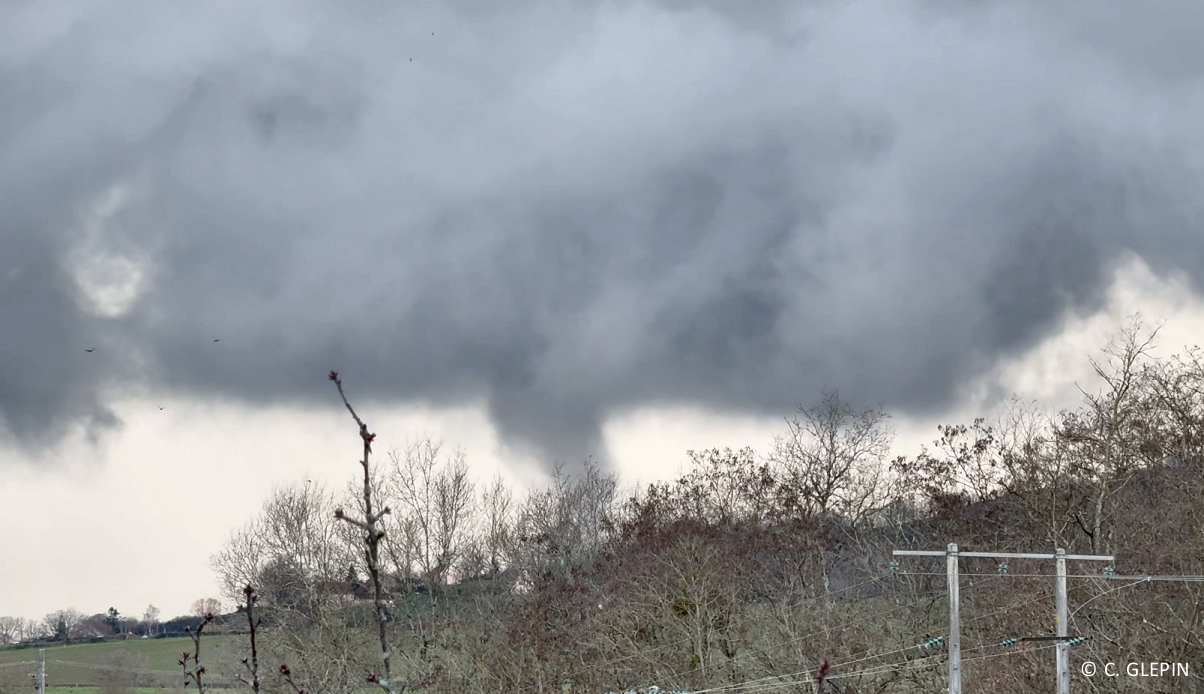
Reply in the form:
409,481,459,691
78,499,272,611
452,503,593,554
212,339,220,343
84,348,95,353
158,406,165,411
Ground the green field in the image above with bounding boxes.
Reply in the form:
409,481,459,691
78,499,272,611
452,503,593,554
43,689,170,694
0,635,243,689
0,636,388,693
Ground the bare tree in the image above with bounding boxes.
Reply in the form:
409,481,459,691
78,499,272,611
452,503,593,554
16,616,41,642
211,521,266,606
770,391,896,523
992,400,1081,547
434,453,476,585
386,439,476,590
0,616,19,644
675,447,774,526
143,605,161,637
328,370,401,694
442,475,515,641
211,480,359,617
211,478,369,694
42,608,85,641
385,441,438,592
653,534,745,685
191,598,223,618
1144,344,1204,469
511,460,617,586
1057,317,1160,553
481,474,514,577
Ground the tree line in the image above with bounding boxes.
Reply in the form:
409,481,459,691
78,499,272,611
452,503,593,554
0,600,229,646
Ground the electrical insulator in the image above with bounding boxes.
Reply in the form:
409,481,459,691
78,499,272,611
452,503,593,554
999,638,1017,647
890,561,900,573
997,562,1009,574
1103,566,1114,577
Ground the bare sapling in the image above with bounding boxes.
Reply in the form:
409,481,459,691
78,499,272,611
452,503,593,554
328,370,402,694
236,585,262,694
179,611,215,692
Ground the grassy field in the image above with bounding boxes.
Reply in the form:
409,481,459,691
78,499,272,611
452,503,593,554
43,689,172,694
0,636,385,693
35,689,381,694
0,635,244,688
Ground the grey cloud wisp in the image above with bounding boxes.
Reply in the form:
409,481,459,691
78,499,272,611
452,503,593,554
3,0,1204,467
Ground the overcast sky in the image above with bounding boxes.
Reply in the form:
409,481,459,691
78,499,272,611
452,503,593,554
3,0,1204,623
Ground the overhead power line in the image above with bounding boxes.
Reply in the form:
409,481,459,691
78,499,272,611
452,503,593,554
893,545,1115,694
896,572,1204,581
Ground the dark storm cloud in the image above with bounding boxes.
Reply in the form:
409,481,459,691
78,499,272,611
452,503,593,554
3,0,1204,466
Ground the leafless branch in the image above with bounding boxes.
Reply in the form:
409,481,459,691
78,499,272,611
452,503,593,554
329,370,403,694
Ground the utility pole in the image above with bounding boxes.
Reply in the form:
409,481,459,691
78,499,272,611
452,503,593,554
1056,549,1068,694
37,648,45,694
893,547,1113,694
947,543,960,694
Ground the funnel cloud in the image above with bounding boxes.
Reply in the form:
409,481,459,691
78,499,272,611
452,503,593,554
3,0,1204,467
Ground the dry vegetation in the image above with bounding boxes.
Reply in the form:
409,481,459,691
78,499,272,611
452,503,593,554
180,318,1204,693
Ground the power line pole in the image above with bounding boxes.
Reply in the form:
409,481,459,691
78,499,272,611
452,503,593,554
37,648,45,694
893,547,1113,694
1056,549,1068,694
947,543,960,694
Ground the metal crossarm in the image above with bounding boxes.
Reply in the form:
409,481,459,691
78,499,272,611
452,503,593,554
893,550,1114,561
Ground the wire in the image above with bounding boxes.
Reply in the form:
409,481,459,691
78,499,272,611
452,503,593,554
636,574,1059,694
961,589,1054,631
1070,577,1153,619
895,571,1204,581
820,590,1057,680
645,572,1003,693
669,639,1061,694
645,589,947,691
574,572,895,683
811,641,1062,693
1081,575,1204,582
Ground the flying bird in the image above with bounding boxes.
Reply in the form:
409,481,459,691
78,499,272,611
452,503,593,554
159,406,165,411
84,348,95,353
212,339,220,343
